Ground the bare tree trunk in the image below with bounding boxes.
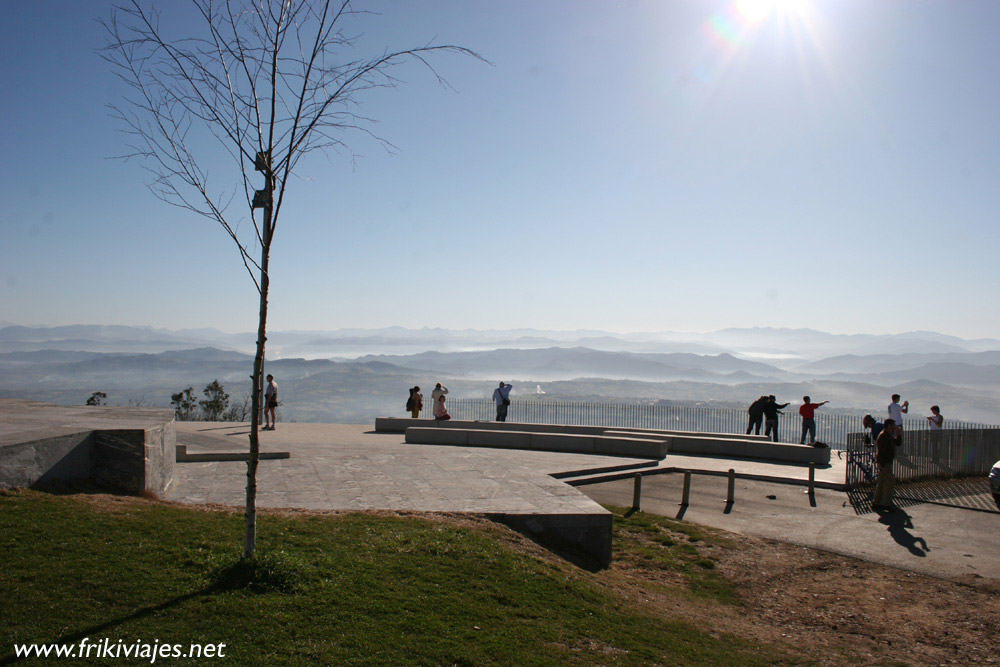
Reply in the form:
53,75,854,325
245,191,272,560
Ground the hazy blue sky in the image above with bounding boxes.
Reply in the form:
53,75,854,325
2,0,998,339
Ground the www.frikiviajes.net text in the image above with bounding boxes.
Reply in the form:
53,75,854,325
13,638,227,662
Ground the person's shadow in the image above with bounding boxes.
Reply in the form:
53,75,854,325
876,508,930,557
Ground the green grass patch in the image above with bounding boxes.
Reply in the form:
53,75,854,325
1,490,787,666
607,505,738,604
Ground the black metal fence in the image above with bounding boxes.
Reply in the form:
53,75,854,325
844,428,1000,487
448,398,997,451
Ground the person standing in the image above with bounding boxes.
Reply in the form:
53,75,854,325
746,395,768,435
409,386,423,419
798,396,829,445
888,394,909,431
492,381,513,422
263,374,278,430
431,382,449,405
927,405,943,430
762,395,789,442
873,419,903,510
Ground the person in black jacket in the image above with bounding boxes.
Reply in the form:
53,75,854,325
873,419,902,510
746,395,768,435
762,395,789,442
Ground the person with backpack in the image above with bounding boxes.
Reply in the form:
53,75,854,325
406,386,423,418
492,381,513,422
746,395,768,435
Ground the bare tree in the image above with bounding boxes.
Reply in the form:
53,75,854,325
101,0,483,557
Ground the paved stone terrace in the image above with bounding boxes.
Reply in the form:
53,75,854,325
169,422,642,514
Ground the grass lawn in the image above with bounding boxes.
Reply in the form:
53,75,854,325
0,490,797,666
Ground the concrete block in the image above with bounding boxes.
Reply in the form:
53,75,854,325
594,436,668,459
467,430,532,449
530,433,596,454
0,432,93,489
669,436,748,457
490,511,612,569
405,427,469,446
602,430,674,442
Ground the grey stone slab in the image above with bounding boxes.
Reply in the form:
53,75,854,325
530,433,596,454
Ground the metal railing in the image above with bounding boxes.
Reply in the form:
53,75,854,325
844,429,1000,487
447,398,997,450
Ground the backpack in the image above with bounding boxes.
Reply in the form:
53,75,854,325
405,396,414,412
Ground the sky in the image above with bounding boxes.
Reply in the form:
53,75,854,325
2,0,999,339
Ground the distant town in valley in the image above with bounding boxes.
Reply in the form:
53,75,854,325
2,323,998,425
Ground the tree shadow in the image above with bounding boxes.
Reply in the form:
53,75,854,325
875,507,930,557
0,555,296,665
0,587,209,665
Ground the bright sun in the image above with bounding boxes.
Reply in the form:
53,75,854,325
734,0,809,24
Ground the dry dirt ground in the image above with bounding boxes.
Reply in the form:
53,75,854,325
605,520,1000,667
66,493,1000,666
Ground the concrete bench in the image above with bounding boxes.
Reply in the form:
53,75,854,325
603,430,830,465
403,427,668,459
376,417,769,441
603,425,772,442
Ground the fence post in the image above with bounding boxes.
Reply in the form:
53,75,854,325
631,472,642,512
681,470,691,506
726,468,735,504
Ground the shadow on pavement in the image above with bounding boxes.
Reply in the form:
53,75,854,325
875,507,930,557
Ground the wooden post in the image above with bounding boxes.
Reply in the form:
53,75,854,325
726,468,735,504
631,472,642,512
808,463,815,495
681,470,691,506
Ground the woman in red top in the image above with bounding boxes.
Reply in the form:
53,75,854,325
798,396,829,445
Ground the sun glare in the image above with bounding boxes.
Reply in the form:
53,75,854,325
735,0,809,24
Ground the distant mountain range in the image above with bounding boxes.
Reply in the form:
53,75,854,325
3,324,998,361
1,324,998,424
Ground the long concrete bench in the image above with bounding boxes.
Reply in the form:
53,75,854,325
404,427,669,459
603,430,830,465
375,417,771,441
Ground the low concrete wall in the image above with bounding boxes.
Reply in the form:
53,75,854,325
0,406,176,495
490,511,612,569
603,429,830,465
91,425,176,495
0,432,94,489
405,427,668,459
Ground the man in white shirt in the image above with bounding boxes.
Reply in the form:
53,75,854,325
492,382,513,422
887,394,908,432
264,374,278,430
